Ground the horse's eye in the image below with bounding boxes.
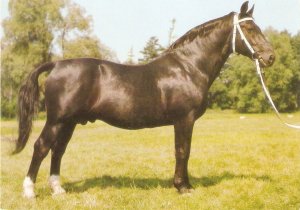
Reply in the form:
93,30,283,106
247,28,255,33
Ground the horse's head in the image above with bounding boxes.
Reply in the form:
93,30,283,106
233,1,275,68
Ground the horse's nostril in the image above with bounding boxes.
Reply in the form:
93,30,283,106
269,55,275,64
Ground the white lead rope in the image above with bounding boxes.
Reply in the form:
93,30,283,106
233,13,300,129
255,59,300,129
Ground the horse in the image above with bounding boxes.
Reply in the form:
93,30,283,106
14,1,275,198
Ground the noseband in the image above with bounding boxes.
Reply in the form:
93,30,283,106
231,13,300,129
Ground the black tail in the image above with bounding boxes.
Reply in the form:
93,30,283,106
12,62,56,155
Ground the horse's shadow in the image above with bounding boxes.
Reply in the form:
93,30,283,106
63,172,271,193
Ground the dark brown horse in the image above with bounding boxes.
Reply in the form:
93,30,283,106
14,1,275,198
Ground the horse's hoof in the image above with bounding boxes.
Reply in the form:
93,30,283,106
23,190,36,199
52,186,66,196
177,185,195,194
49,175,66,196
178,187,195,195
23,176,35,199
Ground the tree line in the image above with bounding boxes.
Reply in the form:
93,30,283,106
1,0,299,118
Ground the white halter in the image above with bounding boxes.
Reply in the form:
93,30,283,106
232,13,300,129
232,13,255,54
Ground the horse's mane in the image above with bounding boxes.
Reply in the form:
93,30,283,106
166,13,233,52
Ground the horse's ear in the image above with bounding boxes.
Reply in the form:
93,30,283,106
240,1,249,16
247,4,255,17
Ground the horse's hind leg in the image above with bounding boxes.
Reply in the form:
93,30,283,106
23,122,68,198
49,123,76,195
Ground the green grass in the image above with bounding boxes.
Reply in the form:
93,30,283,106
1,110,300,210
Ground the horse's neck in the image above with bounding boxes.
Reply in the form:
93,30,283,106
175,17,233,85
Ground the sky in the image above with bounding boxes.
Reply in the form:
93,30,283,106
1,0,300,62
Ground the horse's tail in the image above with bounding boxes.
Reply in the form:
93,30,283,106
12,62,56,155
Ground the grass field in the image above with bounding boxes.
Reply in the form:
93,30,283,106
1,110,300,210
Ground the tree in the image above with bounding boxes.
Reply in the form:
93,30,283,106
208,64,233,110
63,36,114,60
125,47,135,64
168,18,176,46
138,36,165,64
1,0,63,118
291,32,300,109
263,29,298,112
227,56,269,113
57,0,91,58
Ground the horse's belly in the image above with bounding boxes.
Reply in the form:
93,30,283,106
92,99,170,129
97,110,171,129
99,116,171,130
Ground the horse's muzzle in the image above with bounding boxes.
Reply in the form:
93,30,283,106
254,52,275,68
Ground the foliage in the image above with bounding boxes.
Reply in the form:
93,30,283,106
291,32,300,107
1,0,63,118
57,0,91,58
264,30,299,111
63,36,115,61
125,47,135,64
168,18,176,46
2,111,300,209
138,36,165,64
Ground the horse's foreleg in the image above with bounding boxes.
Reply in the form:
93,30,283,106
173,112,195,194
49,123,76,195
23,122,64,198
